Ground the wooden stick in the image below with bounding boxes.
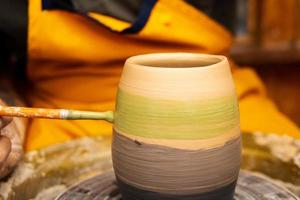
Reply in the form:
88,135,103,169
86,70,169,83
0,106,114,123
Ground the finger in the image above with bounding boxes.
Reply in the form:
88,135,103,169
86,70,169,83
0,136,11,166
0,99,13,129
0,150,22,179
0,140,22,179
0,116,13,129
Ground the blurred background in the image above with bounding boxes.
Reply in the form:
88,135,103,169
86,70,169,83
0,0,300,199
232,0,300,126
1,0,299,126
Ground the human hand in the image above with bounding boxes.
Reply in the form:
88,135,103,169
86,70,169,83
0,101,24,179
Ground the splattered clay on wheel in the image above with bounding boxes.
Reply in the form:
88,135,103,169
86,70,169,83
56,171,299,200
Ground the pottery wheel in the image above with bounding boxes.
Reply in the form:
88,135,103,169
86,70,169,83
56,171,299,200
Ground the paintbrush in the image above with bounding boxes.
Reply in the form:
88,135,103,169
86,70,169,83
0,106,114,123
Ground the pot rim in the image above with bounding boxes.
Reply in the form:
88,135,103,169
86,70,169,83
125,53,227,70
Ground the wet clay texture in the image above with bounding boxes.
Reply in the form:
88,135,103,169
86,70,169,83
112,132,240,198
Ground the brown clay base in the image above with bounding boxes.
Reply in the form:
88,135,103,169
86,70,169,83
117,178,236,200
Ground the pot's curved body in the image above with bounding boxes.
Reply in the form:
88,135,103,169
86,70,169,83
112,53,241,200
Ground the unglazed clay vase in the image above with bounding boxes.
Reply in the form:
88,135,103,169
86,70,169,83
112,53,241,200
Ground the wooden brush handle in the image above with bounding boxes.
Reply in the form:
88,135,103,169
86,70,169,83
0,106,62,119
0,106,114,123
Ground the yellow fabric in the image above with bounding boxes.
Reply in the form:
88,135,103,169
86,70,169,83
26,0,299,151
87,12,131,32
233,68,300,138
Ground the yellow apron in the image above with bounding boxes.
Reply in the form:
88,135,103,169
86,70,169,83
26,0,299,151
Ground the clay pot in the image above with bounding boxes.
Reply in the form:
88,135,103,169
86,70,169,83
112,53,241,200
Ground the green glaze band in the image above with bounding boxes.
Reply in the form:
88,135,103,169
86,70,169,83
65,110,114,122
114,89,239,140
